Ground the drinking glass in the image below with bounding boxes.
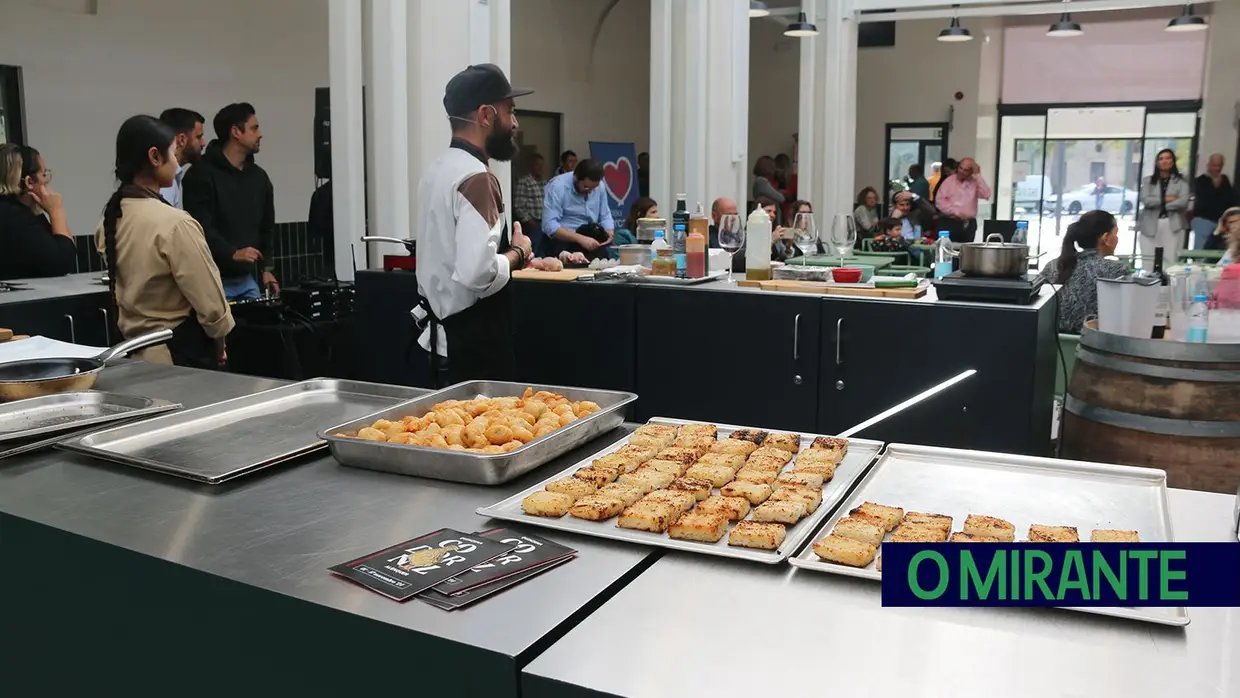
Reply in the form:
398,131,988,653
830,214,857,265
717,214,745,284
792,212,818,257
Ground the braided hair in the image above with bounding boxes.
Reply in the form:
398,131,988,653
102,115,176,303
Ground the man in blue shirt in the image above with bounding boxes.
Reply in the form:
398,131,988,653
539,158,615,257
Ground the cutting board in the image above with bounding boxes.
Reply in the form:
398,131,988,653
737,279,928,299
512,268,596,282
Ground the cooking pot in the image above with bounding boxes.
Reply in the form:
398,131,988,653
951,233,1043,278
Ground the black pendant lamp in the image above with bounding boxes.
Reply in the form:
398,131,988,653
1166,4,1207,32
1047,11,1083,37
784,11,819,37
749,1,770,19
937,7,972,43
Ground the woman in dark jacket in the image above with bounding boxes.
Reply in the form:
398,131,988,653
0,143,77,280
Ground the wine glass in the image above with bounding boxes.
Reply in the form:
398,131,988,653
792,212,818,257
830,214,857,266
717,214,745,284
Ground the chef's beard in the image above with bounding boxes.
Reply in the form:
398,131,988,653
486,124,518,162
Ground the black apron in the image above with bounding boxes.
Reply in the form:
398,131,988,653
165,311,220,370
416,175,516,389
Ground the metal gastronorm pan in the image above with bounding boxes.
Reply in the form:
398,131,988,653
788,443,1186,627
0,391,179,442
58,379,426,484
320,380,637,486
477,418,884,563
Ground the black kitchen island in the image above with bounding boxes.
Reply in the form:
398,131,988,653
351,271,1058,456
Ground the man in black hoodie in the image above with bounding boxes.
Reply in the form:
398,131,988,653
183,102,278,300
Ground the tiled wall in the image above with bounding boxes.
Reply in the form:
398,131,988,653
74,220,331,287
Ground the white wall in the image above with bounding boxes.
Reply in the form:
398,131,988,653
853,19,983,197
1199,0,1240,175
747,18,800,178
511,0,651,160
0,0,328,236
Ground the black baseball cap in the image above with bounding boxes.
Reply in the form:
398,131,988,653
443,63,533,117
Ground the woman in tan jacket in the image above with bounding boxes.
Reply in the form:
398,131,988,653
97,115,234,367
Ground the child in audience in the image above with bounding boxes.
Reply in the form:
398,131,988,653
869,217,909,252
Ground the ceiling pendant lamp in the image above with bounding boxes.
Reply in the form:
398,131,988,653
784,11,819,37
1166,4,1207,32
1047,12,1083,37
937,7,972,43
749,1,770,19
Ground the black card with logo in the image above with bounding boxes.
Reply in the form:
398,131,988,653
329,528,516,602
417,554,576,610
430,528,578,596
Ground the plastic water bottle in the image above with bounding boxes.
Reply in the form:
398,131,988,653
934,231,953,279
650,229,670,255
1187,294,1209,343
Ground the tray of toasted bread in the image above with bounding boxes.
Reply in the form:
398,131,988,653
476,418,883,563
790,443,1185,627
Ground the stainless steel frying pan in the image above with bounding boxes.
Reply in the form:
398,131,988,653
0,329,173,401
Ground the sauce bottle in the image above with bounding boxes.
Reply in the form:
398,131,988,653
746,202,773,281
686,228,706,278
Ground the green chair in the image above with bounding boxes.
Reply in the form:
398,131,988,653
1055,333,1080,399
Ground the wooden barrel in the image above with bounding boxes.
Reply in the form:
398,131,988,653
1061,324,1240,494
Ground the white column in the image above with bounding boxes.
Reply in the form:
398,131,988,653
1199,0,1239,175
367,0,411,265
650,0,673,214
814,0,858,218
796,0,818,214
408,0,513,238
702,0,750,213
328,0,365,280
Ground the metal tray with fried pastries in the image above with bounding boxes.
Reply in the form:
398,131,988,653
478,417,883,564
788,443,1184,627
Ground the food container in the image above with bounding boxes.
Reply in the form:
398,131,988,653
617,244,653,267
953,233,1041,278
832,267,863,283
635,217,666,243
1096,274,1160,338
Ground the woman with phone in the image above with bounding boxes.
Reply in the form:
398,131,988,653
95,115,234,368
0,143,78,280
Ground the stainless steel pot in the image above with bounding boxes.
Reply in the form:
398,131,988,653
617,244,653,267
952,233,1043,278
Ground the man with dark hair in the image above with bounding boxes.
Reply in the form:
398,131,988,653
539,157,614,257
932,158,958,201
157,108,205,208
557,150,577,175
411,63,533,385
183,102,278,300
907,163,930,200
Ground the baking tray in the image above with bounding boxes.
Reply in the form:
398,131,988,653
57,379,426,484
321,380,637,485
628,269,727,286
789,443,1187,627
477,418,884,563
0,391,180,442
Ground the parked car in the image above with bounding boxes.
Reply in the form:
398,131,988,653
1014,175,1054,214
1047,184,1137,215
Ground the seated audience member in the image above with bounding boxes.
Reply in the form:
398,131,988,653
513,153,548,234
541,158,615,258
614,196,656,258
907,164,930,200
96,115,234,368
770,198,803,262
1035,210,1127,333
1215,207,1240,265
556,149,577,176
853,187,880,236
710,197,745,272
752,156,786,212
0,143,77,280
891,191,921,240
869,217,910,252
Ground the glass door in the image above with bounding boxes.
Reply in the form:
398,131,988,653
885,124,947,208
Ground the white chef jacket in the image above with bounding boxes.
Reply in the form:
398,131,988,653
413,142,510,357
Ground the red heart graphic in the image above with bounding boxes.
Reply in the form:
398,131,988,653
603,157,633,205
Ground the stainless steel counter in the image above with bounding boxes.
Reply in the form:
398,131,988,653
523,488,1240,698
0,271,108,305
0,362,655,696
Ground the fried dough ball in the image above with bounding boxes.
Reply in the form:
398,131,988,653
468,434,489,449
371,419,394,431
501,440,523,452
522,387,534,400
435,410,464,428
573,401,600,417
523,400,547,419
357,427,388,441
443,424,465,446
387,432,417,445
426,434,449,449
558,412,578,427
486,423,514,445
481,445,505,454
511,423,535,443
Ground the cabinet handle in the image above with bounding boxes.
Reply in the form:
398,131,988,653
792,313,801,361
64,314,75,344
835,318,843,366
100,308,110,345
